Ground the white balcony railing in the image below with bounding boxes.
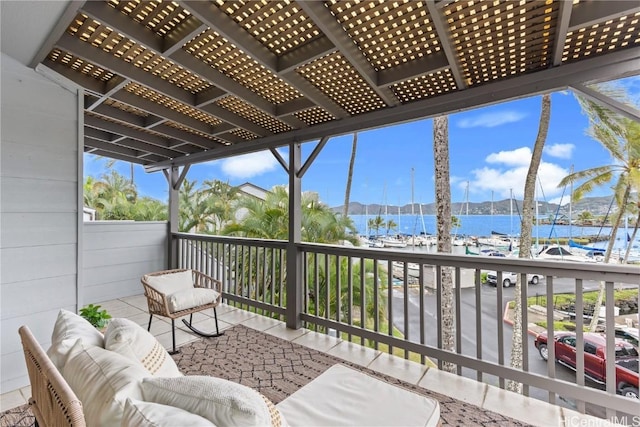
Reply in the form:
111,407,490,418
173,232,640,418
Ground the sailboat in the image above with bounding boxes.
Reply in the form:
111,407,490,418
452,181,469,246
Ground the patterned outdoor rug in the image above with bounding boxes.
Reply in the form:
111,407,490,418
174,324,530,426
1,324,531,426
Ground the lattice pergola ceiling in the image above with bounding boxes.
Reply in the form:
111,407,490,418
31,0,640,171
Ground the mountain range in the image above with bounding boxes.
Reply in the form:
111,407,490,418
333,196,615,216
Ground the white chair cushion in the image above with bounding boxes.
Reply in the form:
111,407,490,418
121,398,215,427
276,364,440,427
104,318,182,377
141,375,277,427
62,339,149,426
46,309,104,370
144,270,193,295
167,288,220,313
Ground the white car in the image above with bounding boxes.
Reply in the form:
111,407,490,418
485,271,541,287
615,327,639,350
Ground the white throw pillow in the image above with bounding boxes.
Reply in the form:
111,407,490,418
121,398,215,427
144,270,193,295
167,288,220,313
62,339,149,426
105,318,182,377
46,309,104,370
141,376,281,427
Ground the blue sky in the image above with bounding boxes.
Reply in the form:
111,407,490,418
85,76,640,208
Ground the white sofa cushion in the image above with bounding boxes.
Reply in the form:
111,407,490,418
121,398,215,427
144,270,193,295
167,288,220,313
46,309,104,370
105,318,182,377
141,375,281,427
62,339,149,426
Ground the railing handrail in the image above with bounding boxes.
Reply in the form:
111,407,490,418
173,232,287,249
174,232,639,279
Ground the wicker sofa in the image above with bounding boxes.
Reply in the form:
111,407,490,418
19,309,284,427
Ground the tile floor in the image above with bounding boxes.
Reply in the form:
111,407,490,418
1,294,620,426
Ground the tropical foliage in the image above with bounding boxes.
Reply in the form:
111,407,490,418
223,185,358,244
559,86,640,331
306,256,387,325
222,185,388,331
84,171,166,221
367,215,386,237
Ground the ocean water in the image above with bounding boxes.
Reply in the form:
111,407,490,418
351,214,638,251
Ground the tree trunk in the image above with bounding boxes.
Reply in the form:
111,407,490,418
343,133,358,218
507,94,551,393
589,184,632,332
623,212,640,264
433,115,455,373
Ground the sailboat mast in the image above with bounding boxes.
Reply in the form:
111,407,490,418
365,204,369,236
383,182,388,217
465,181,469,216
411,167,415,216
490,190,494,231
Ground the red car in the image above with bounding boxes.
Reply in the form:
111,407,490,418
534,331,639,399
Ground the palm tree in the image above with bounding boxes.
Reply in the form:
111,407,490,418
132,197,168,221
433,114,455,373
222,186,372,325
179,179,216,233
223,185,357,244
84,170,138,220
202,179,240,233
622,196,639,263
343,132,358,219
306,256,387,328
507,94,551,393
367,215,385,237
558,93,640,331
577,211,593,223
451,215,461,229
385,219,397,235
99,169,137,203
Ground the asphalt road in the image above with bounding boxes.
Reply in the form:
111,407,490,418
391,277,620,418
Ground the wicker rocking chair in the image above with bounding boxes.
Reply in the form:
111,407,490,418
141,269,224,354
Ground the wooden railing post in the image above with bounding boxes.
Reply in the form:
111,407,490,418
286,143,302,329
165,165,189,269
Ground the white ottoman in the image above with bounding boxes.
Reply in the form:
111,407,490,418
277,364,440,427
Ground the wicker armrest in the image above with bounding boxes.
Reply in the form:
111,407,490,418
140,278,173,317
18,325,86,427
192,270,223,303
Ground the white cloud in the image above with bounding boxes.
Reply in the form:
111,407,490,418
544,143,575,159
468,161,570,200
486,147,532,167
220,151,279,179
457,111,526,128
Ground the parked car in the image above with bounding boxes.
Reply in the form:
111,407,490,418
485,271,541,287
534,331,639,399
615,327,639,350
